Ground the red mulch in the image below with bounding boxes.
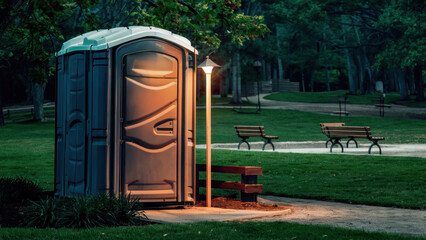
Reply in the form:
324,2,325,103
195,197,290,211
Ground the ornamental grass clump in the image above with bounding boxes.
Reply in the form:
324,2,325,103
24,194,147,228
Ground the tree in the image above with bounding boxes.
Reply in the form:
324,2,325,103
0,0,29,126
1,0,268,124
375,0,425,101
0,0,83,123
127,0,269,103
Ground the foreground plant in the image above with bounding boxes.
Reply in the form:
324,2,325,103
24,194,148,228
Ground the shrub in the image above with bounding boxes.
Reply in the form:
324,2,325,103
24,198,60,228
0,177,43,207
24,194,147,228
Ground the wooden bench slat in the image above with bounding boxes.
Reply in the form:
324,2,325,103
196,164,263,175
237,130,263,135
197,180,263,194
235,126,264,130
326,126,368,131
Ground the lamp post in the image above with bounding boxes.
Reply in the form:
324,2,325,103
198,56,220,207
253,60,262,111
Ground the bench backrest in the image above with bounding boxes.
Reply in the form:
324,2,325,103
234,125,265,138
320,123,345,134
324,126,372,139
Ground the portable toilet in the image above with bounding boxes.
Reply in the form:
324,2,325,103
55,26,197,205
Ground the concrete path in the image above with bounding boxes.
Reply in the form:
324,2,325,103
143,196,425,236
197,141,426,158
258,196,426,236
144,207,293,224
246,94,426,120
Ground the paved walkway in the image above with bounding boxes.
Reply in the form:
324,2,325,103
244,94,426,120
144,196,426,236
197,141,426,158
258,196,426,236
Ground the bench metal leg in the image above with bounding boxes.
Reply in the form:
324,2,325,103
262,139,275,151
238,138,250,150
368,141,382,154
346,137,358,148
330,139,344,153
325,138,332,148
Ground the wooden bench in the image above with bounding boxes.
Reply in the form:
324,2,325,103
320,123,346,148
234,125,279,151
323,126,385,154
196,164,263,202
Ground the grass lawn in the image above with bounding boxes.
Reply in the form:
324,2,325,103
197,149,426,209
197,94,254,106
0,115,55,191
1,110,425,238
1,114,424,208
197,108,426,144
264,90,426,108
1,222,423,240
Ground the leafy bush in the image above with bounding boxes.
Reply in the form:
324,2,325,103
24,194,147,228
0,177,43,207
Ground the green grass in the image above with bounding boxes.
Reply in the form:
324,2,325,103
197,149,426,209
196,108,426,144
197,94,254,106
0,222,422,240
1,112,425,237
264,90,426,107
0,120,54,191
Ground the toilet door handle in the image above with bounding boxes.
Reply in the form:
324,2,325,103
154,120,174,135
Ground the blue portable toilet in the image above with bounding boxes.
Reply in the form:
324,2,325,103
55,26,198,205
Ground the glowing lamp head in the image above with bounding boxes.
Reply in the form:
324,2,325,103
198,56,220,74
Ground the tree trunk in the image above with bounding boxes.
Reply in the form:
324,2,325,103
232,51,242,103
353,21,374,94
356,54,365,94
236,51,242,101
396,69,410,100
310,71,314,92
220,70,228,97
277,58,284,81
363,53,374,94
414,65,424,101
224,69,231,97
272,64,278,92
32,82,46,122
0,76,4,126
261,60,266,82
324,51,330,92
232,53,238,103
342,22,356,94
344,48,356,94
301,71,305,92
408,69,415,95
266,60,271,83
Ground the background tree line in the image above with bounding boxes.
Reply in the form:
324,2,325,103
0,0,424,126
218,0,424,103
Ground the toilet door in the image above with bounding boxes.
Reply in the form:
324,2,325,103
120,41,181,201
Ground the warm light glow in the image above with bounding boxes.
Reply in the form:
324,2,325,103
201,66,214,74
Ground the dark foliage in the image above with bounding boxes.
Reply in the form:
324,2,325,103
0,177,43,207
24,194,148,228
